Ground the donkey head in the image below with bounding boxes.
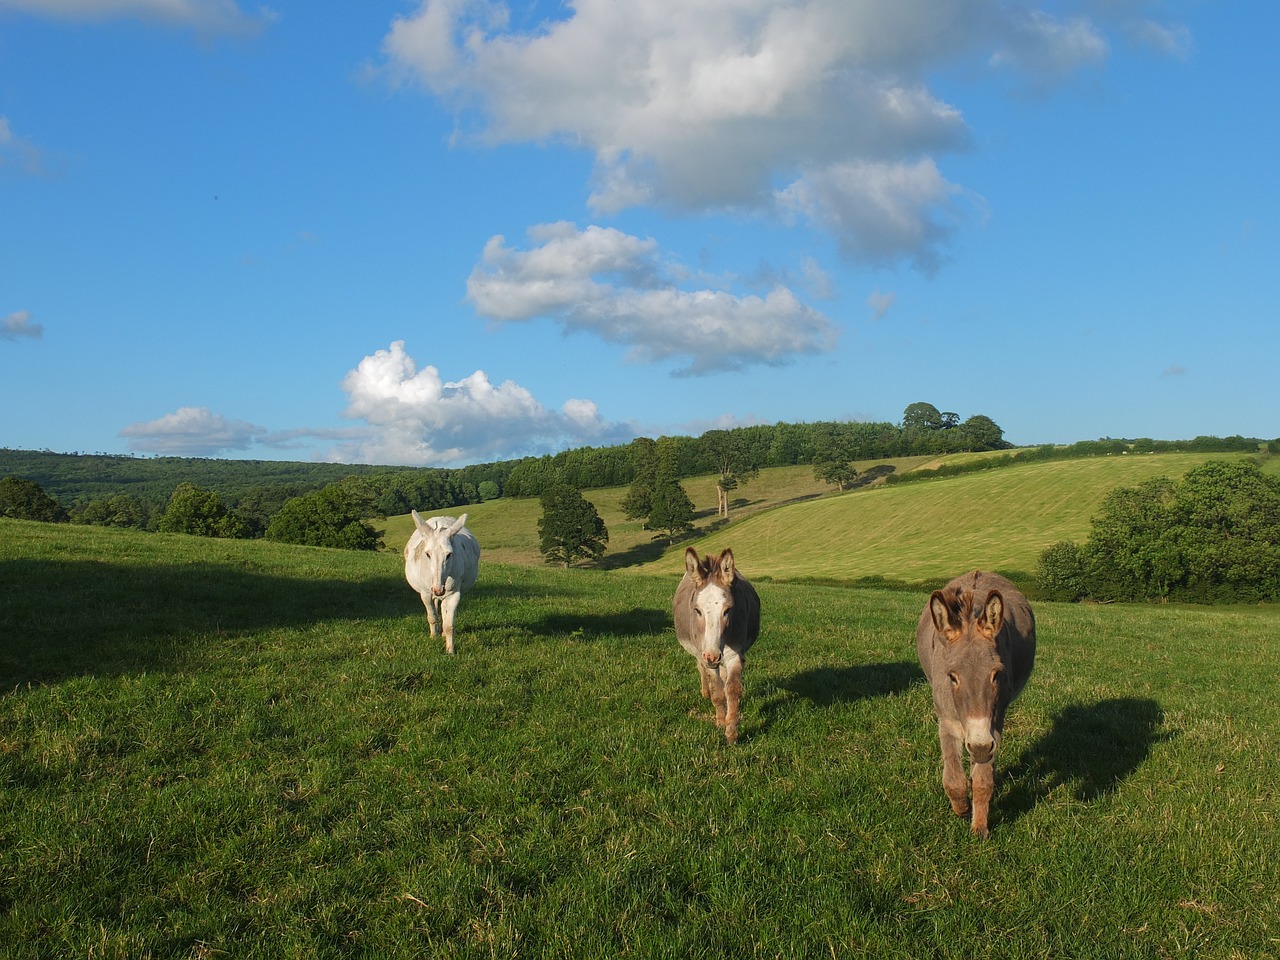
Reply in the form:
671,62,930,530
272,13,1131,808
685,546,739,668
412,512,468,597
929,587,1010,764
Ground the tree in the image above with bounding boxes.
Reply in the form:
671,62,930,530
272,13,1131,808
620,438,659,521
646,473,696,542
537,484,609,567
814,460,858,491
701,428,760,519
264,485,382,550
156,482,248,538
902,402,943,432
960,414,1008,451
74,493,153,529
0,476,69,522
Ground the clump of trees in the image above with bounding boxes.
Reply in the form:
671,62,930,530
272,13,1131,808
156,482,255,539
619,438,696,541
0,476,69,522
1038,460,1280,603
265,485,382,550
537,484,609,567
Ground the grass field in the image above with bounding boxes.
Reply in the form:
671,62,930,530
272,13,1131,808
2,518,1277,959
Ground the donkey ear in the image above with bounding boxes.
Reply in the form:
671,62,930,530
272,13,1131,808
684,547,702,579
982,591,1005,637
717,548,736,582
412,509,427,531
448,514,468,536
929,591,956,637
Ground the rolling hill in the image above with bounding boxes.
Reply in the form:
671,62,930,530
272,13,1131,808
381,450,1272,587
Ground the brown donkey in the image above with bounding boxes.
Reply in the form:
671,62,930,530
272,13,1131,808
916,571,1036,838
673,547,761,744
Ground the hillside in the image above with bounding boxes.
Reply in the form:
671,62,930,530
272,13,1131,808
382,450,1272,587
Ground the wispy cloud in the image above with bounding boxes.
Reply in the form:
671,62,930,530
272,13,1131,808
0,0,276,36
1,310,43,341
466,222,838,375
866,289,896,320
0,117,49,176
119,406,267,456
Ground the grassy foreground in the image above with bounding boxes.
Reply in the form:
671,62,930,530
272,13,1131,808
2,520,1278,959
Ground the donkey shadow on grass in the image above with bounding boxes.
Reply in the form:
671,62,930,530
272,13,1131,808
997,697,1172,827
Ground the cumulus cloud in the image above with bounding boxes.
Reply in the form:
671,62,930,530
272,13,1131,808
2,310,43,341
381,0,1163,269
330,340,633,465
466,222,837,375
0,0,275,35
119,406,267,456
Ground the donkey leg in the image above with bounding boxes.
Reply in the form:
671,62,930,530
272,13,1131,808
423,597,441,637
703,666,728,730
938,723,971,818
722,656,745,745
970,760,995,839
439,592,461,655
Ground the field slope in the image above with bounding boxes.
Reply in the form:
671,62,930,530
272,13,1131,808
385,452,1264,586
640,452,1262,584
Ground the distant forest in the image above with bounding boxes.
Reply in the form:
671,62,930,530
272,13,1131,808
2,400,1273,544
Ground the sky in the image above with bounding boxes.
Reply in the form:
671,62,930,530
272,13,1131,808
1,0,1276,467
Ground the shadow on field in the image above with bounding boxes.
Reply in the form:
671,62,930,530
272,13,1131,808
0,558,410,690
781,660,922,707
998,697,1170,825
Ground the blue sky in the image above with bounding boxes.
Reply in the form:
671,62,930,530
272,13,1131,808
2,0,1276,467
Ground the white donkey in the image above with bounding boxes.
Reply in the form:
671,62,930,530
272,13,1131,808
404,512,481,655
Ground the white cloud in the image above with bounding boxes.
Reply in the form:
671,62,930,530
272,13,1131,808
776,158,964,273
331,340,632,466
466,222,837,375
1,309,43,341
381,0,1152,269
119,406,267,455
0,0,275,35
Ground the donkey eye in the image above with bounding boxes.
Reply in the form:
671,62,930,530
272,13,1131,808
947,672,959,687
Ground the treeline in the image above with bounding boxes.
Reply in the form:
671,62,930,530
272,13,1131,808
0,449,513,509
504,403,1011,497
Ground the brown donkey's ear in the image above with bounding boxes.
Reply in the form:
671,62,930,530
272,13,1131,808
717,548,736,583
684,547,702,581
981,591,1005,639
929,591,958,638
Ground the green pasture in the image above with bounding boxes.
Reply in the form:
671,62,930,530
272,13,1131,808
2,519,1277,959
